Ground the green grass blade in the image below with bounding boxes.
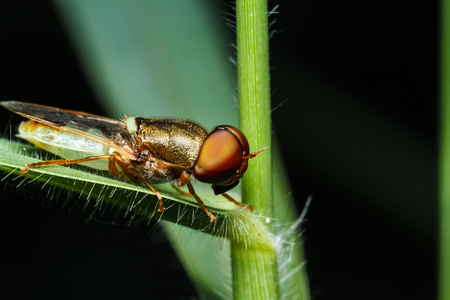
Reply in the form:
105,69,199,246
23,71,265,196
439,0,450,298
0,138,249,231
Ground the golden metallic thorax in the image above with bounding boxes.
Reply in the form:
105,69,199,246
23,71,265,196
132,118,208,166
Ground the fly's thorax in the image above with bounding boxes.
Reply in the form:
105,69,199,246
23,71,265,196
125,117,208,166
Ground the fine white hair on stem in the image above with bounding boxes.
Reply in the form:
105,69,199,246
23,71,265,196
272,195,313,299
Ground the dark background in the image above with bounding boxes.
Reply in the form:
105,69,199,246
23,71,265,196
0,1,437,299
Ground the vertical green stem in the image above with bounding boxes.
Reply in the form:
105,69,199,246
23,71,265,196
232,0,278,299
231,244,278,299
439,0,450,299
237,0,273,221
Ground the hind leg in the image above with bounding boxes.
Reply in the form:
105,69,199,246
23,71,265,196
21,155,113,174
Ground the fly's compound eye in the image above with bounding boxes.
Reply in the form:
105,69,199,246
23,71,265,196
194,125,250,188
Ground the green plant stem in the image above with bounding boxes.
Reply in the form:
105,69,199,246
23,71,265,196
232,243,278,298
229,212,278,299
237,0,272,220
439,0,450,299
233,0,278,299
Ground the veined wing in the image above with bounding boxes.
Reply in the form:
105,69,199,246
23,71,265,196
1,101,135,155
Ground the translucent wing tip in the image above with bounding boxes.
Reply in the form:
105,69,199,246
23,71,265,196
1,100,20,109
1,101,29,114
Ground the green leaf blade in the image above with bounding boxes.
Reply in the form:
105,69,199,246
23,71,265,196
0,138,252,232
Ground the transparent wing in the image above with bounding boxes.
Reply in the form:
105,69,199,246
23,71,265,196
1,101,135,155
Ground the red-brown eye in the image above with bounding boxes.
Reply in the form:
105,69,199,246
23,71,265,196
194,125,249,185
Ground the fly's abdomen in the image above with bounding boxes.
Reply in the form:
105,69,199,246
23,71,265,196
18,120,112,170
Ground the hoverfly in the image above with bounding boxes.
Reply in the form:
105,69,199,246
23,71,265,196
1,101,266,222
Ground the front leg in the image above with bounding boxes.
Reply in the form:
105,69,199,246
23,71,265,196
110,152,165,212
178,172,216,222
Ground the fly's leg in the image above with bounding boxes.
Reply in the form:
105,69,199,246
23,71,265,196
221,193,254,212
109,152,139,181
140,179,165,212
21,155,113,174
173,182,252,213
110,152,165,213
178,172,216,222
107,156,121,177
171,184,191,196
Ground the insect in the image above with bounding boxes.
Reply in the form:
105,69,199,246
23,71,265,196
1,101,266,222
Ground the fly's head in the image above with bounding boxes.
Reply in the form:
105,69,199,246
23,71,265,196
193,125,266,195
